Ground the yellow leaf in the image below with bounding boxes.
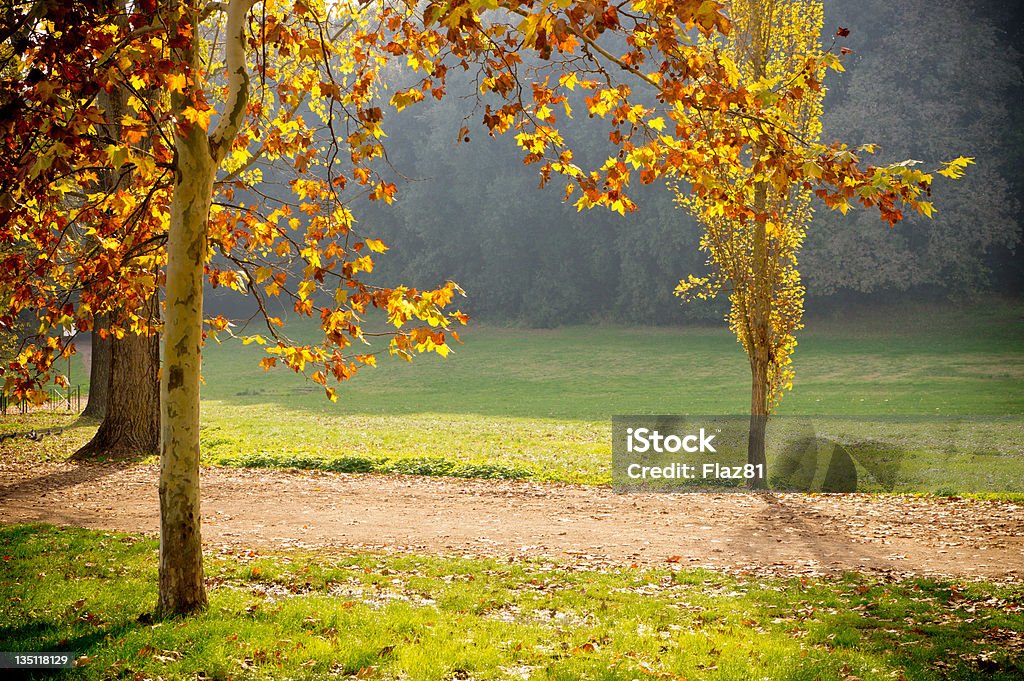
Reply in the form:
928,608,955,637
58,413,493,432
181,106,212,131
166,73,187,93
801,161,823,180
354,255,374,273
253,266,273,283
105,144,130,170
390,89,425,112
937,156,974,179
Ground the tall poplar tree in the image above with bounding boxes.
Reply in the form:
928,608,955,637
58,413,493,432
676,0,836,485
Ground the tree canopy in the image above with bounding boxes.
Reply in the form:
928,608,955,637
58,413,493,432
3,0,972,400
295,0,1022,325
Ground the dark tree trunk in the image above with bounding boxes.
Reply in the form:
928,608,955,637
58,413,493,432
748,162,770,491
747,358,769,490
72,325,159,460
79,320,111,421
73,59,160,459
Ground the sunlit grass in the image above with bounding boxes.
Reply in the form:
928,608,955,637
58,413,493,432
4,300,1021,491
190,300,1024,490
2,524,1022,680
199,299,1024,419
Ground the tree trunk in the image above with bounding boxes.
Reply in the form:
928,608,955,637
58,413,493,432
158,0,252,618
79,321,110,421
746,8,770,490
79,62,126,426
76,61,160,455
747,357,769,490
79,78,122,424
73,313,159,459
747,159,771,489
158,121,214,617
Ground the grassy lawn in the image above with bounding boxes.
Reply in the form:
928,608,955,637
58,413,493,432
2,524,1022,680
198,300,1024,419
4,300,1022,492
2,306,1021,679
190,300,1023,490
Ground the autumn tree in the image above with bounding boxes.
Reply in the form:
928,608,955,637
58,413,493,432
0,2,162,454
670,0,970,485
75,54,162,458
670,0,827,485
0,0,464,614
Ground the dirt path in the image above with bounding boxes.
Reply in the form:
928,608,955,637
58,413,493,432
1,460,1021,580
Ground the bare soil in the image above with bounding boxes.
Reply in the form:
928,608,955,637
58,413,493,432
1,460,1021,580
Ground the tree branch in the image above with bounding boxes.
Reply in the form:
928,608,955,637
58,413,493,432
208,0,255,163
200,1,228,22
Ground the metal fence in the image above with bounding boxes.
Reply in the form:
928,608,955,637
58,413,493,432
0,386,82,415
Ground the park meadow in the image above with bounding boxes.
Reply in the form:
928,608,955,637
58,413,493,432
3,0,1024,679
3,300,1023,679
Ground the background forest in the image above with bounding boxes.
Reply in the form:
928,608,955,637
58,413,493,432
207,0,1023,327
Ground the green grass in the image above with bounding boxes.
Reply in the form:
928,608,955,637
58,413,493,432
5,300,1022,491
2,524,1022,680
188,300,1023,490
199,299,1024,419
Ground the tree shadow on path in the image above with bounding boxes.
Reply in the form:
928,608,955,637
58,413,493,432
0,462,127,504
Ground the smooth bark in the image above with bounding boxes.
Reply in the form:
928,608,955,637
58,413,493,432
158,0,252,617
747,176,770,490
744,3,770,490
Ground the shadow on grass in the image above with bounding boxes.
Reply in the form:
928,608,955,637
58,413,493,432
0,620,147,680
748,578,1024,680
